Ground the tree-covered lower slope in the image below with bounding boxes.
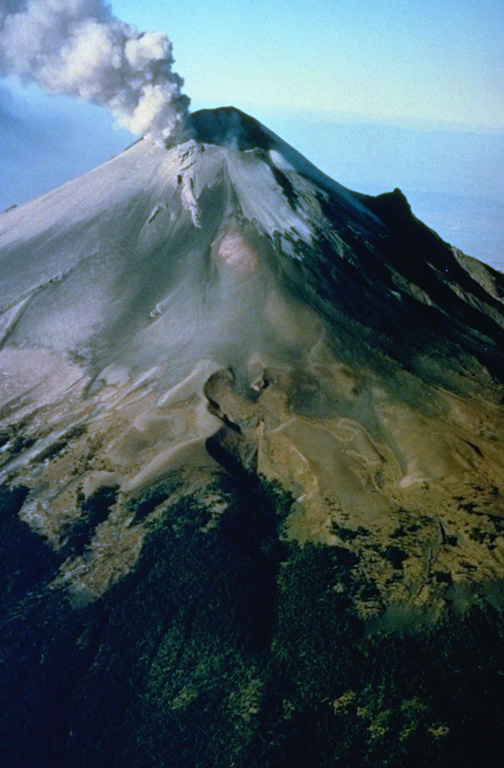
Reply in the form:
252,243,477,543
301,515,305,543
1,472,503,768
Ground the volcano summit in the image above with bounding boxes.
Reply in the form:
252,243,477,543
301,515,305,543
1,108,504,767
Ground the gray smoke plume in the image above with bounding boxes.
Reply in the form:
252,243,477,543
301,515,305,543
0,0,189,140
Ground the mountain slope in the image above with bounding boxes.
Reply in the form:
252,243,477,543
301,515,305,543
0,107,504,767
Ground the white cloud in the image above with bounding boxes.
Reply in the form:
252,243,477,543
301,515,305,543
0,0,189,140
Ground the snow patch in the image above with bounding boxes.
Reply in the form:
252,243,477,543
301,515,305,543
268,149,295,173
177,140,203,227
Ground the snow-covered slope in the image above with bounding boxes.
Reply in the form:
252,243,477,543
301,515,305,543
2,108,503,391
0,108,380,381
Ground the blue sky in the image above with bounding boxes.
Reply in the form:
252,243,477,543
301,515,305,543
1,1,503,268
112,0,504,129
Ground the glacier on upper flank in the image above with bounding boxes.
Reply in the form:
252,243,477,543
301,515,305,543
0,108,387,386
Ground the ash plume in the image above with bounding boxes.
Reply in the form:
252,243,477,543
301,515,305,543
0,0,189,140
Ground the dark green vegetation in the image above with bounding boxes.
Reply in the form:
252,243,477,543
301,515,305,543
1,476,503,768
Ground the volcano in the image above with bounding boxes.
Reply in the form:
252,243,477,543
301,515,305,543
1,107,504,767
